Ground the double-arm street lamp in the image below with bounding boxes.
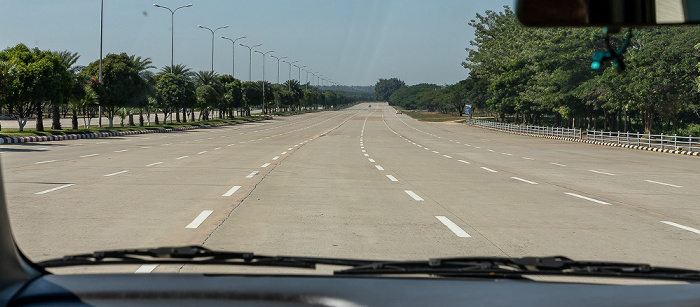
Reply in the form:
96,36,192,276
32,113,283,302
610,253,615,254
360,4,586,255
221,35,245,78
154,3,192,67
254,50,274,113
282,60,297,91
240,43,262,81
270,55,287,84
198,24,229,72
294,64,306,85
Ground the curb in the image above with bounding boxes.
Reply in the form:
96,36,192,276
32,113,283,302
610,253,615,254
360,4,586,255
467,123,700,157
0,117,270,145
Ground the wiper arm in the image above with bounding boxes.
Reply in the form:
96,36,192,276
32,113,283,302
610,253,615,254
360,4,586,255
334,256,700,282
38,245,379,270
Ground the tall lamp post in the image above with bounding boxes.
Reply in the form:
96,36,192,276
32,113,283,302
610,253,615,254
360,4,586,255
254,50,274,114
293,64,306,84
270,55,287,84
240,43,262,81
221,35,245,78
302,69,310,90
99,0,104,127
154,3,193,67
282,60,297,91
198,24,229,72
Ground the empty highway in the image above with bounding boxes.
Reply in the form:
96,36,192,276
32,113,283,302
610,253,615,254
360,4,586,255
2,102,700,274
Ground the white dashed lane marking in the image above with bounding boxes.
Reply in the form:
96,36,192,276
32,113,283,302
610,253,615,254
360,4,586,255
386,175,398,182
134,264,158,274
222,186,241,197
661,221,700,235
480,167,497,173
185,210,213,229
35,160,57,164
550,162,567,167
146,162,163,167
511,177,538,185
375,165,384,171
436,216,471,238
246,171,259,178
565,193,610,205
35,184,75,195
645,180,681,188
404,190,424,201
589,170,615,176
104,170,128,177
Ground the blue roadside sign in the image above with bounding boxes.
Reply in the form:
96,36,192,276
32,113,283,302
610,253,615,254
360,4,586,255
465,104,472,115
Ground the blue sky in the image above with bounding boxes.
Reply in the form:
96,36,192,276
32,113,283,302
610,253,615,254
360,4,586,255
0,0,512,86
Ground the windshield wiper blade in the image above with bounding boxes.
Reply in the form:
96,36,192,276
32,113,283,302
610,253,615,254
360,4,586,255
334,256,700,281
38,245,379,269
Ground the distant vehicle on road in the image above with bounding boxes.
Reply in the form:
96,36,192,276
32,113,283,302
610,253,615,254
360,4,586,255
396,109,402,114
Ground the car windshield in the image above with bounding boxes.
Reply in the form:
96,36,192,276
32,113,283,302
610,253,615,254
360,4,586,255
1,0,700,277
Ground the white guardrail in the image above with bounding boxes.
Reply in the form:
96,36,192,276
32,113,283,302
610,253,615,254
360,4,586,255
465,118,700,152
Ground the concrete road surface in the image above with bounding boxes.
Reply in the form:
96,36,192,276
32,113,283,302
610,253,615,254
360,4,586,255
2,102,699,275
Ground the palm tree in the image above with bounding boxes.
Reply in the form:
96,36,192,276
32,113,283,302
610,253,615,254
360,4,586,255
159,64,194,79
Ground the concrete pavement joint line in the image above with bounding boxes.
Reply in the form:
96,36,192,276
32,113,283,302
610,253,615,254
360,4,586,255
661,221,700,235
644,180,681,188
261,163,271,168
386,175,398,182
35,184,75,195
222,186,242,197
480,167,497,173
176,156,189,160
550,162,567,167
565,193,610,205
146,162,163,167
375,165,384,171
511,177,538,185
435,216,471,238
589,170,615,176
185,210,214,229
79,154,99,158
104,170,128,177
134,264,158,274
35,160,57,164
404,190,424,201
246,171,259,178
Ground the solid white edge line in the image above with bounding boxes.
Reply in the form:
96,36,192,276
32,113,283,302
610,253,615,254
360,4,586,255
661,221,700,234
222,186,242,197
386,175,398,182
104,170,128,177
565,193,610,205
645,180,681,188
404,190,424,201
35,184,75,195
134,264,159,274
511,177,538,185
435,216,471,238
185,210,213,229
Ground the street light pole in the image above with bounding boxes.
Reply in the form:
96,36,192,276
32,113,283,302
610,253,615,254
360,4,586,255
254,50,274,114
198,24,229,72
99,0,103,127
154,3,193,68
293,65,306,84
240,43,261,82
221,36,245,78
270,55,287,84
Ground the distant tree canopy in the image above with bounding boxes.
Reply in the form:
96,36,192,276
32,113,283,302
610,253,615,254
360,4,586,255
374,78,406,101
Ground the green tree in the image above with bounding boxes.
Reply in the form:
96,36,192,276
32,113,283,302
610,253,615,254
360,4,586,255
81,53,148,128
0,44,72,131
374,78,406,102
154,73,193,123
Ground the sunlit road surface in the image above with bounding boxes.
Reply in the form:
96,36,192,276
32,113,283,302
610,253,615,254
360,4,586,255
3,102,700,274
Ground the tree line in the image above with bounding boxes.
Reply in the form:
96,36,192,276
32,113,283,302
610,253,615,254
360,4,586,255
0,43,367,132
376,6,700,135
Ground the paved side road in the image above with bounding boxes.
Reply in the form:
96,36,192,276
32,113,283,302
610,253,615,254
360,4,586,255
2,103,699,276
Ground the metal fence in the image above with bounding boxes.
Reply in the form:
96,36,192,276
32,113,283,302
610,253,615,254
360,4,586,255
465,118,583,139
466,118,700,152
586,130,700,152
